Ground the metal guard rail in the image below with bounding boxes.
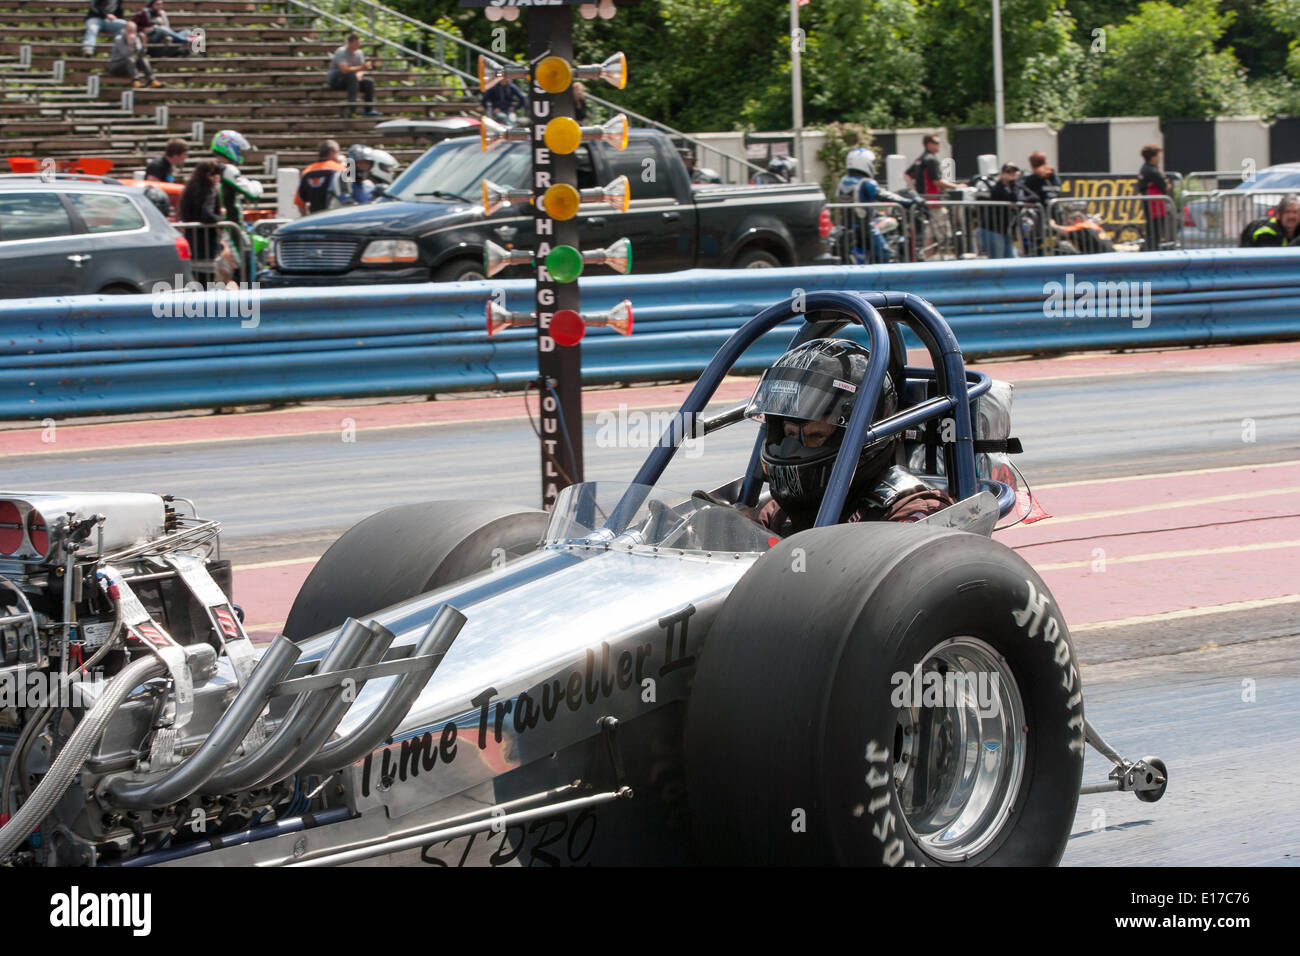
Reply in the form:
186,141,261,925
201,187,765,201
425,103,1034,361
1,249,1298,419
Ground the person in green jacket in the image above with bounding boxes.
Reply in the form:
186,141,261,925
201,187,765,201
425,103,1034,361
1245,194,1299,247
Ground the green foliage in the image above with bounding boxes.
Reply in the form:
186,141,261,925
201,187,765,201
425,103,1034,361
1268,0,1300,80
387,0,1297,132
816,122,875,197
782,0,927,129
1085,0,1252,118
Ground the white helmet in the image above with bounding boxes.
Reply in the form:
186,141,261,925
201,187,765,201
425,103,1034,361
367,148,400,185
846,147,876,176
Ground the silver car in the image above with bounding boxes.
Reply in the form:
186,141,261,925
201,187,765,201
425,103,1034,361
0,177,192,298
1181,163,1300,248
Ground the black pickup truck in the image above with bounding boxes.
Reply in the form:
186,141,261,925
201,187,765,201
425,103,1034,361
259,129,835,286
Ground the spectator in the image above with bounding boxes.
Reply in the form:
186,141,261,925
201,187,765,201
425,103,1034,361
1137,143,1171,251
295,140,347,214
1019,150,1060,255
976,162,1028,259
680,150,719,184
904,133,960,197
210,129,263,226
334,144,399,205
146,138,189,182
905,133,960,257
1243,194,1300,247
328,34,380,118
572,81,588,123
82,0,127,57
1050,203,1115,255
132,0,194,48
1020,150,1060,207
179,160,224,262
836,146,914,263
107,21,163,89
481,78,526,125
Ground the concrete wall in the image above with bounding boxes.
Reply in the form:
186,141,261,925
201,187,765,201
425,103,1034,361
1216,117,1271,179
687,115,1284,193
1003,123,1057,170
1105,116,1162,174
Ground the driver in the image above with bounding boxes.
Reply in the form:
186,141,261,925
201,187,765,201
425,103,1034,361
744,338,951,535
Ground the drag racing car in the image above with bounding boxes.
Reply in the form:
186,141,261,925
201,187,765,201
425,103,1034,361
0,289,1166,867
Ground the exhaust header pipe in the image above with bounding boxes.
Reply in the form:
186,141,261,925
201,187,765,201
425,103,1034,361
201,617,374,796
248,621,398,789
302,605,467,776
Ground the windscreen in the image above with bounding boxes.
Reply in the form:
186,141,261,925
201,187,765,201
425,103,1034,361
387,138,529,203
546,483,773,554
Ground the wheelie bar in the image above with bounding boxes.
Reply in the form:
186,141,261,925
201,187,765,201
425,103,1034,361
1080,718,1168,802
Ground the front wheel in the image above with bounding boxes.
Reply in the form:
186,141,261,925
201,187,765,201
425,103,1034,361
685,522,1086,866
733,248,781,269
432,259,486,283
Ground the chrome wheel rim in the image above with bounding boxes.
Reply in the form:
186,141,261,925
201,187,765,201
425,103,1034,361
891,637,1026,862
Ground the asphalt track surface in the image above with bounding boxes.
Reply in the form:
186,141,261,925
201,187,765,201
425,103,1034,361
3,340,1299,865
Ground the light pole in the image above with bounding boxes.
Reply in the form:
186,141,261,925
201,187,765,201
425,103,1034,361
791,0,803,181
993,0,1005,163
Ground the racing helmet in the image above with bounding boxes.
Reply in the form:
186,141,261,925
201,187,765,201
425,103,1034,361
211,129,252,165
346,143,373,167
745,338,899,522
364,147,399,185
845,147,876,176
140,184,172,220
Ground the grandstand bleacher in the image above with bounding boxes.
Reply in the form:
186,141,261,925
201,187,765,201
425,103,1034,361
0,0,479,209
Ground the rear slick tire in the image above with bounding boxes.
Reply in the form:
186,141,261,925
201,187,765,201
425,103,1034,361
282,500,547,641
684,522,1085,866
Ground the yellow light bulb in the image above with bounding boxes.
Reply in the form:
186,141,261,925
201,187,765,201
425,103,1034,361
535,56,573,94
544,117,583,155
543,183,581,221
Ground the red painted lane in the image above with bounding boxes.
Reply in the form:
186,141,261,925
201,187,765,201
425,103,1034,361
998,459,1300,625
999,463,1299,549
1039,545,1300,627
232,470,1300,641
238,561,316,642
5,340,1299,458
1012,514,1300,567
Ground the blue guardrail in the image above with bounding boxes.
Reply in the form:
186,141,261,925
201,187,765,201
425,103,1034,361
1,249,1297,419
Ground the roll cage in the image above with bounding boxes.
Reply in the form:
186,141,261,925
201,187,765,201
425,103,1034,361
612,289,1015,531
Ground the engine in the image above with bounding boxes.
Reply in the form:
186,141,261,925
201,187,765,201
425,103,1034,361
0,491,238,865
1,490,459,867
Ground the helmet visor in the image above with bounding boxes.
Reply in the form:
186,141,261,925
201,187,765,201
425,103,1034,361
745,366,858,426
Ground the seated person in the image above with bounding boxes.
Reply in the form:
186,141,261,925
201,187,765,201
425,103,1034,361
1049,203,1113,254
82,0,128,57
743,338,951,535
132,0,194,49
107,21,163,89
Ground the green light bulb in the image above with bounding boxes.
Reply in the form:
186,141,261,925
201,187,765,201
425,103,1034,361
545,245,584,283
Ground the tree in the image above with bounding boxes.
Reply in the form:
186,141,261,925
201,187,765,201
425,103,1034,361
1085,0,1252,118
755,0,928,130
1268,0,1300,80
915,0,1087,125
